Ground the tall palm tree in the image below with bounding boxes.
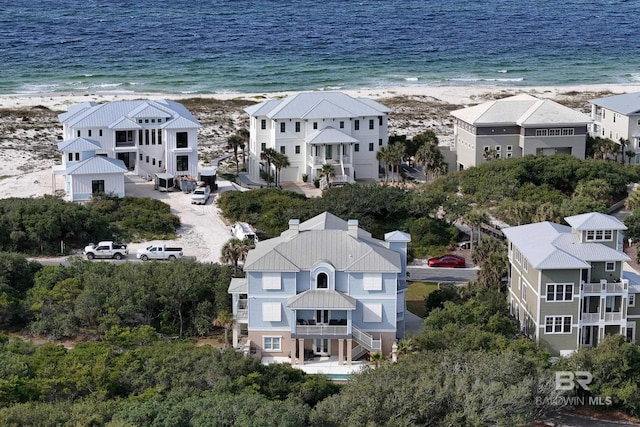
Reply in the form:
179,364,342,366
386,142,405,182
220,237,252,273
463,210,489,253
619,138,630,164
260,148,278,187
272,152,290,187
319,163,334,184
213,309,234,348
415,142,446,181
376,146,390,182
227,134,244,173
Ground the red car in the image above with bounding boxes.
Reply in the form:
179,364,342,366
427,254,466,268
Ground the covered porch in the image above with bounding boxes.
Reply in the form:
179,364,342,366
305,127,357,184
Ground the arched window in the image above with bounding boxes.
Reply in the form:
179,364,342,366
317,272,328,289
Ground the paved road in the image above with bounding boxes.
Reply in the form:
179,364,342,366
407,265,478,283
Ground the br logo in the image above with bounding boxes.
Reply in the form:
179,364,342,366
555,371,593,391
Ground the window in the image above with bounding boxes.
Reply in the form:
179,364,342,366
495,145,501,151
495,153,501,159
263,336,281,351
159,161,162,169
535,129,548,136
379,116,383,126
339,121,344,129
262,303,281,322
262,272,281,290
138,130,143,145
295,145,300,154
145,119,149,123
354,120,360,130
145,156,149,163
549,128,561,136
363,273,382,291
629,294,636,307
261,119,266,130
507,152,513,158
561,128,574,136
151,131,156,145
605,262,615,272
91,180,105,194
280,146,285,154
545,316,572,334
546,283,573,301
176,155,189,172
152,158,156,166
77,130,80,137
313,122,318,130
280,122,285,133
116,131,133,143
363,303,382,322
139,153,143,161
261,142,266,151
379,138,383,146
506,145,512,151
586,230,613,242
483,146,489,152
99,129,103,137
317,272,328,289
295,122,300,132
68,153,73,162
176,132,188,148
627,326,635,342
354,143,360,152
138,119,143,124
75,153,79,161
369,119,374,130
158,131,162,145
369,142,374,151
522,258,528,272
88,129,92,137
522,285,527,302
151,119,156,123
145,129,150,145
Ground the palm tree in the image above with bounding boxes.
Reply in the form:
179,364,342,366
213,309,234,348
626,149,636,165
463,210,489,253
376,146,391,182
237,128,249,168
220,237,252,273
271,152,290,187
386,142,405,182
369,351,385,368
227,134,244,173
415,142,446,181
619,138,630,164
319,163,334,186
396,337,415,358
260,148,278,187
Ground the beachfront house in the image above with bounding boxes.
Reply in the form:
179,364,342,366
57,99,201,180
228,212,410,366
451,94,592,170
589,92,640,164
244,92,392,185
52,137,127,201
503,212,640,356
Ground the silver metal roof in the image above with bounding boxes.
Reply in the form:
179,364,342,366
57,137,101,152
565,212,627,231
305,127,359,145
228,277,248,293
451,93,591,126
287,289,356,310
66,156,127,175
590,92,640,115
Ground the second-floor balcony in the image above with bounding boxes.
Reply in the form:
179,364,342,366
581,311,624,323
115,141,136,148
581,279,628,294
236,299,248,320
294,321,349,337
308,155,351,166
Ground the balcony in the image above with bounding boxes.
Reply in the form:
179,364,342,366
581,311,624,324
308,155,351,166
115,141,136,148
235,299,248,321
294,324,349,336
580,279,628,294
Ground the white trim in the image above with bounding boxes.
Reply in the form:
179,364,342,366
262,272,281,290
605,261,615,272
362,302,383,322
262,302,282,322
629,294,636,307
545,283,575,302
263,336,282,351
544,315,573,334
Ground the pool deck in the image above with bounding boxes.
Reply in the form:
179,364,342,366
262,356,369,376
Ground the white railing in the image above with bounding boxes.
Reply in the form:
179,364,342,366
581,279,628,294
308,155,351,166
604,312,623,322
351,344,367,360
352,326,381,351
236,309,248,320
581,312,624,323
331,175,354,185
235,300,248,320
581,313,599,323
295,325,348,336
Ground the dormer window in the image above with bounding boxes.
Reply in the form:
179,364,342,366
585,230,613,242
317,273,328,289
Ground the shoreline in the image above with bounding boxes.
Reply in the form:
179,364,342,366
2,83,640,111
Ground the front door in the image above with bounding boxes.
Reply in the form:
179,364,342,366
314,338,330,356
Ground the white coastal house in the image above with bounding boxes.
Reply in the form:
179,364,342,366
451,94,592,170
589,92,640,164
57,99,201,180
244,92,392,184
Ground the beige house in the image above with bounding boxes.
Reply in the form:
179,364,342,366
503,212,640,356
590,92,640,164
451,94,591,170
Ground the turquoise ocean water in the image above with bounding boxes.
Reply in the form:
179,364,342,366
1,0,639,95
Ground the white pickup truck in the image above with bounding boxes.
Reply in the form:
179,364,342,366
136,243,183,261
84,241,128,260
191,185,211,205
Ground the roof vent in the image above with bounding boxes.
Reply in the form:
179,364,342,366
348,219,358,238
289,219,300,234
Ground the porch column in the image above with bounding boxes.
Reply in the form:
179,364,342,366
350,143,355,180
298,338,305,366
338,339,344,366
291,339,297,366
232,324,239,347
346,338,353,365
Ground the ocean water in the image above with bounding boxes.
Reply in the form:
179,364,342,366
1,0,639,95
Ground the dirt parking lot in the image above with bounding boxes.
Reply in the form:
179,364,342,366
123,177,247,263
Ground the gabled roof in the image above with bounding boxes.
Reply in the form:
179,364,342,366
59,99,201,129
502,213,629,270
590,92,640,115
228,278,248,293
243,212,402,273
305,127,359,145
66,156,127,175
384,230,411,242
451,94,591,126
244,92,391,120
57,137,101,152
110,117,141,130
565,212,627,231
287,289,356,310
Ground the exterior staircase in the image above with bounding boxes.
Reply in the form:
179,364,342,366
351,326,382,360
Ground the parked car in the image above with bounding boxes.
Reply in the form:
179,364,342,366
191,185,211,205
83,241,128,260
230,222,259,245
136,243,183,261
427,254,466,268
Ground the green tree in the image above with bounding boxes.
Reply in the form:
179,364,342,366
220,238,251,273
260,147,278,187
227,134,244,173
212,309,234,348
272,152,291,187
415,141,447,181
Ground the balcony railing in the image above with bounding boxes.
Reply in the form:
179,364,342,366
115,141,136,148
581,313,599,323
604,312,623,322
580,279,628,294
580,312,624,323
235,299,248,320
308,155,351,165
295,324,348,336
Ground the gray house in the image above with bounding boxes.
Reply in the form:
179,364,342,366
590,92,640,164
228,212,410,366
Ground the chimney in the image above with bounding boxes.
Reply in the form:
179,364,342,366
289,219,300,234
348,219,358,238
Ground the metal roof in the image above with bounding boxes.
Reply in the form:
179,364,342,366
57,137,101,152
590,92,640,115
305,127,359,145
287,289,356,310
553,234,630,262
244,92,391,120
565,212,627,231
451,94,591,126
228,277,248,293
66,156,127,175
